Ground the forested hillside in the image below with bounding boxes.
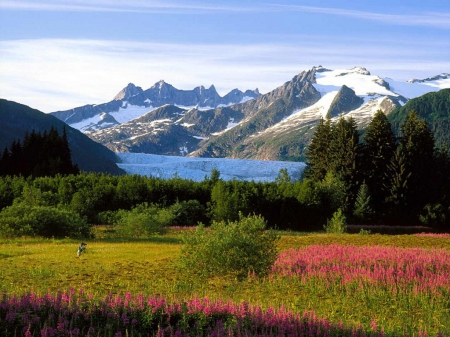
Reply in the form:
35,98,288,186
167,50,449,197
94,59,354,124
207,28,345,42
306,109,450,229
0,99,124,174
0,126,79,177
388,88,450,147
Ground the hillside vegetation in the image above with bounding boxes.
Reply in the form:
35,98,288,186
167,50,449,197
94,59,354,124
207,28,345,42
388,88,450,147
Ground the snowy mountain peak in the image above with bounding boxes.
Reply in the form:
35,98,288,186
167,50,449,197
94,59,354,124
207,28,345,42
312,65,331,73
313,66,392,97
153,79,168,90
113,83,143,101
407,73,450,84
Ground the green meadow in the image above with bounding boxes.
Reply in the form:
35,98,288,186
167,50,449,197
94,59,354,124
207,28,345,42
1,231,449,336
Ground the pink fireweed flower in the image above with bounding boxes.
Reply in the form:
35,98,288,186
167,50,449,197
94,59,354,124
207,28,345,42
414,233,450,238
272,244,450,294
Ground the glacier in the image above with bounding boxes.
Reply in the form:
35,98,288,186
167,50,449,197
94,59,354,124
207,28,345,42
116,152,306,182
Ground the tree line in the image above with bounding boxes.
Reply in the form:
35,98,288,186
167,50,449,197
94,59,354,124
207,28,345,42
305,109,450,229
0,110,449,238
0,126,79,177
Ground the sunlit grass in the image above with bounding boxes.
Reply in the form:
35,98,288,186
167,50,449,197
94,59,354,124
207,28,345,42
1,232,449,336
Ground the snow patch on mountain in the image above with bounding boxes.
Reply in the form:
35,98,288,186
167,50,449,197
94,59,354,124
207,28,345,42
110,104,155,124
313,68,394,97
71,114,104,131
116,153,305,182
383,78,448,99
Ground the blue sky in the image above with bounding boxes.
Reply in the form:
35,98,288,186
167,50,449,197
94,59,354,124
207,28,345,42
0,0,449,112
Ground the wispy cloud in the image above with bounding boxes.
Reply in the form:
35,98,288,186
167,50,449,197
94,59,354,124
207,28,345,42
1,38,449,112
271,4,450,29
0,0,258,13
2,1,450,29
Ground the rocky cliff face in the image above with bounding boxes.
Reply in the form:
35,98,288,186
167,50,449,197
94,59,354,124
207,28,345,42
327,85,364,117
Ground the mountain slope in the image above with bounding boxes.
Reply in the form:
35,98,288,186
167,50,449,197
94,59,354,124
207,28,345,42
0,99,125,174
193,67,449,161
388,88,450,148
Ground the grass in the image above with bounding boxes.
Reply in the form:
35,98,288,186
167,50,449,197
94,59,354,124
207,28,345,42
1,232,449,336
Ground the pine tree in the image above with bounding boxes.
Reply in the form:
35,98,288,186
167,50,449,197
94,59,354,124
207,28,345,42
383,144,411,222
60,125,78,174
399,110,435,213
362,109,396,212
304,115,332,181
0,127,79,177
353,183,374,223
328,116,361,212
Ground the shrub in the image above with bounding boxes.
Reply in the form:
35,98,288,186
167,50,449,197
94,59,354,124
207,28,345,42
115,203,172,237
169,200,207,226
0,203,90,238
419,204,449,231
180,213,280,279
358,228,372,235
324,208,347,234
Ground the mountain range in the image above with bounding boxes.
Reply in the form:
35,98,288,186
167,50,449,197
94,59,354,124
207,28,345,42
50,66,449,161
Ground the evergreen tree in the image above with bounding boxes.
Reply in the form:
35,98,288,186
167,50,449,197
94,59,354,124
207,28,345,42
304,115,332,181
328,116,361,213
362,109,396,212
399,110,435,214
433,144,450,207
383,144,411,223
353,182,374,223
0,127,79,177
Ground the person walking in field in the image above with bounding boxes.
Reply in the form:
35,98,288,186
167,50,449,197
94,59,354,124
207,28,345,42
77,242,87,257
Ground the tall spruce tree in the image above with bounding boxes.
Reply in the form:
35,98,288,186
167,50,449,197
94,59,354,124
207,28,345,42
383,144,411,224
353,182,374,223
399,110,435,215
304,114,332,181
328,116,361,213
362,109,396,213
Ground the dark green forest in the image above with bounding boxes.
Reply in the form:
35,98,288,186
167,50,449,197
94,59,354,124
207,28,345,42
0,126,79,177
0,108,449,238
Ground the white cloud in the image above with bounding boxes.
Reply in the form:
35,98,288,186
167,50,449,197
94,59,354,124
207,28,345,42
2,1,450,29
0,38,449,112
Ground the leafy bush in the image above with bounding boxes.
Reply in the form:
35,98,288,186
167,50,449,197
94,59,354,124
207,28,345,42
324,208,347,234
419,204,449,230
358,228,372,235
0,203,90,238
115,203,173,237
169,200,207,226
180,213,280,279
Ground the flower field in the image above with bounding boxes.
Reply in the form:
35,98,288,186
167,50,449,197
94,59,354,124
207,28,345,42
1,291,390,336
273,245,450,293
1,233,450,336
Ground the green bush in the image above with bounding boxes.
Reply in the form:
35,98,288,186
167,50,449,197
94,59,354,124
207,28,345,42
115,203,173,237
180,213,280,280
358,228,372,235
324,208,347,234
169,200,207,226
0,203,90,238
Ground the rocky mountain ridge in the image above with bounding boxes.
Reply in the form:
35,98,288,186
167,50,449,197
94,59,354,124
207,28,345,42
51,81,260,132
52,66,450,161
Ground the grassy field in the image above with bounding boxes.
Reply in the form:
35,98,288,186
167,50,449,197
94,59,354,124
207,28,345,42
1,231,450,336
